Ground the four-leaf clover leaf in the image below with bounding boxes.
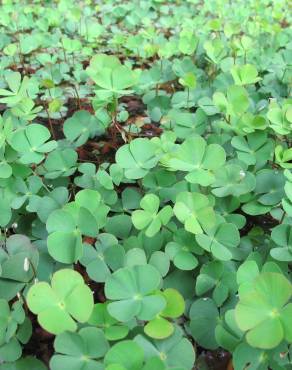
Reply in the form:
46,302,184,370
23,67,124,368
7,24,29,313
235,272,292,349
132,194,173,237
26,269,94,335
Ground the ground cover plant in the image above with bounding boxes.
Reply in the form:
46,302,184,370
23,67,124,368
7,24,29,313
0,0,291,368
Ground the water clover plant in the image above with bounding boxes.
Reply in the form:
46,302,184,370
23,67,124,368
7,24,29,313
46,189,109,263
0,300,31,362
235,272,292,349
131,194,173,237
26,269,94,334
9,124,57,164
115,138,158,179
88,303,130,341
86,54,138,107
50,327,109,370
173,192,216,234
0,1,291,369
0,235,39,300
104,265,165,322
161,136,226,186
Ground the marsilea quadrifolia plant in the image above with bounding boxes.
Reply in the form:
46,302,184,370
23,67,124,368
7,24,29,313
0,0,291,369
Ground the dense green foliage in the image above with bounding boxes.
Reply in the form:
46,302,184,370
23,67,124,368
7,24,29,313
0,0,291,369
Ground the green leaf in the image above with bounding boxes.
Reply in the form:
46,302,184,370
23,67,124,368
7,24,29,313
42,148,78,179
10,124,57,164
116,138,158,179
88,303,129,341
135,327,195,370
212,164,256,197
235,272,292,349
26,269,94,335
161,136,225,186
144,317,174,339
132,194,173,237
80,234,125,283
64,110,104,147
270,224,292,261
189,298,219,350
104,341,144,370
50,327,108,370
231,64,261,85
195,223,240,261
105,265,165,322
173,192,216,234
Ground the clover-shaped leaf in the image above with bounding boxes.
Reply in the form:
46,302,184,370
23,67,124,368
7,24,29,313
231,132,273,167
267,101,292,135
212,164,256,197
10,176,42,210
179,30,198,56
86,54,138,106
80,233,125,283
235,272,292,349
196,261,237,306
11,97,42,121
46,207,83,264
26,269,94,335
243,169,285,214
213,85,249,117
124,248,170,278
165,229,202,271
204,39,226,64
104,340,144,370
275,145,292,169
116,138,158,179
135,327,195,370
9,124,57,164
87,54,137,92
27,186,69,223
64,110,105,147
270,224,292,262
132,194,173,237
50,327,109,370
161,136,226,186
46,189,109,263
196,223,240,261
0,72,30,106
0,235,39,300
0,300,31,362
40,148,78,179
283,170,292,216
231,64,261,85
105,265,165,322
88,303,129,341
0,300,24,346
173,192,216,234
